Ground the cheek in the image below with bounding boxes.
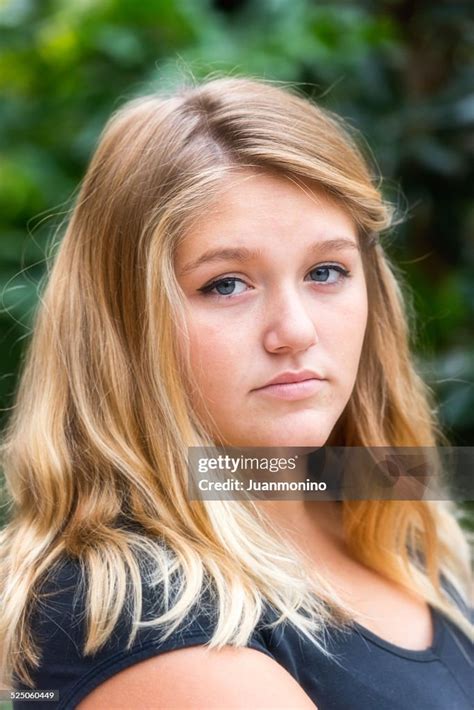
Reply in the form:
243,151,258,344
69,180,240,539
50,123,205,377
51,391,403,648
186,316,245,398
322,287,368,375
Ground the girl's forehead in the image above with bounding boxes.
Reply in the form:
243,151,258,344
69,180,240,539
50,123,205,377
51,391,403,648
175,172,358,258
202,170,349,214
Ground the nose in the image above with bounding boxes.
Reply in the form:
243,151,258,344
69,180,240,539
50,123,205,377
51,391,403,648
262,286,318,354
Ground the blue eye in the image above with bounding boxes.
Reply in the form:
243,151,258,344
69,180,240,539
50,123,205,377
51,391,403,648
307,265,349,284
199,277,247,297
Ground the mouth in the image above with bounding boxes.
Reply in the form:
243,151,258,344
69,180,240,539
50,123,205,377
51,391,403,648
253,377,326,401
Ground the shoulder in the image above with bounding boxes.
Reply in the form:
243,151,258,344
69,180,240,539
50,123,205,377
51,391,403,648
18,556,315,710
76,644,316,709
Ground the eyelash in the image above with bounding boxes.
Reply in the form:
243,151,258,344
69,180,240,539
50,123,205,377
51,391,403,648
198,264,351,299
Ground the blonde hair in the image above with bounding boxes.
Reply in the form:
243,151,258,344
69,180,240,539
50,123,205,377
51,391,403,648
0,77,471,688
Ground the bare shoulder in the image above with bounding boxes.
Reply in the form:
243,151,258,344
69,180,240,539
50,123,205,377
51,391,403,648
77,644,317,709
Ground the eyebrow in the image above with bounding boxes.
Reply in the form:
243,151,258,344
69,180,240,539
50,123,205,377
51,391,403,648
179,238,360,277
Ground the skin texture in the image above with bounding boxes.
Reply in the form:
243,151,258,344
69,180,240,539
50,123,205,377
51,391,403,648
175,171,368,450
77,645,317,709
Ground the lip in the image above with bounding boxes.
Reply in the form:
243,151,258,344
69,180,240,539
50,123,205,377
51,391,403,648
253,370,327,401
258,369,325,388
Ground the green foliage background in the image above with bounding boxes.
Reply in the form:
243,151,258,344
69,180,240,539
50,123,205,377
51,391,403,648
0,0,472,537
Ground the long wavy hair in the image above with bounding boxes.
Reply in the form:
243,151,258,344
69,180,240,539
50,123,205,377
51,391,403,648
0,77,471,688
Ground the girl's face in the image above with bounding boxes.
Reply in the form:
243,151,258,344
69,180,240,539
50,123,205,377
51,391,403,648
175,172,368,447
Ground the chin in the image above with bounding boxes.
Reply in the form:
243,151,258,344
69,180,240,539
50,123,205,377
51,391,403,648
230,427,331,449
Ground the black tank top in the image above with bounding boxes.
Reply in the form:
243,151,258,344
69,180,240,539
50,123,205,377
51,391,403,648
12,556,473,710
